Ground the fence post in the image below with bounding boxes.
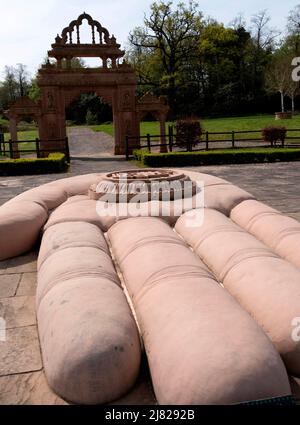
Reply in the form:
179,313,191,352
65,137,70,163
125,136,129,160
0,131,3,156
168,126,173,152
232,131,235,148
205,131,209,150
9,140,13,159
147,133,151,153
35,138,40,158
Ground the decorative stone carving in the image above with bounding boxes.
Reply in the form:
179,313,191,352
89,169,197,202
6,14,169,156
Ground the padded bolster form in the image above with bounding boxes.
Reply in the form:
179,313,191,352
108,217,290,405
0,173,107,260
5,186,68,210
0,200,48,260
231,199,300,269
37,221,141,404
176,208,300,376
43,173,105,197
44,198,117,232
175,169,255,216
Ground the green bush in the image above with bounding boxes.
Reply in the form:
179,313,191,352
175,118,202,151
0,153,68,176
133,148,300,167
262,126,287,146
85,109,98,125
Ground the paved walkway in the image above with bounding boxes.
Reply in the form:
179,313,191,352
1,159,300,404
68,127,115,158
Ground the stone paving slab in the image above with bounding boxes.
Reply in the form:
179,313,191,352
0,371,67,405
0,325,42,376
0,252,37,275
0,274,21,298
0,296,36,329
16,273,37,297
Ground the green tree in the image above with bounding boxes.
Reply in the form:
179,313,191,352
265,52,292,112
0,65,29,109
128,0,203,116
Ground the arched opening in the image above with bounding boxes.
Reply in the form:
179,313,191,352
65,91,114,157
15,115,39,157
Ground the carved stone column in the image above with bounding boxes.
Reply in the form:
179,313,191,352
116,87,140,155
9,117,20,159
159,114,168,153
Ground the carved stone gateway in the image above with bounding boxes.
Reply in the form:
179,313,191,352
6,13,169,158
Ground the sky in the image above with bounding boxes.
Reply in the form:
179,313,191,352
0,0,299,78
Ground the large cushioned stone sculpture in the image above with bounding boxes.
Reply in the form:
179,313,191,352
37,221,141,404
1,168,299,405
0,201,48,261
176,208,300,376
231,199,300,269
0,173,105,260
108,217,291,404
0,170,254,261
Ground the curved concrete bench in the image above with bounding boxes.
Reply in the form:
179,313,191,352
108,217,291,404
37,221,141,404
231,199,300,269
176,208,300,376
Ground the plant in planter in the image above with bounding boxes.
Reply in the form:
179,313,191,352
262,126,287,147
175,118,202,151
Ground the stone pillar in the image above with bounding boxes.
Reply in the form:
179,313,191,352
115,87,140,155
159,115,168,153
9,117,20,159
39,87,66,157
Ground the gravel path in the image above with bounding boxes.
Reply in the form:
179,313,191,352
68,127,115,157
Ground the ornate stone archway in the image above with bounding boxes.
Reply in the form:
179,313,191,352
5,96,42,158
7,13,169,157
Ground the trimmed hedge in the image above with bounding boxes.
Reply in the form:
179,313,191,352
133,148,300,167
0,153,68,176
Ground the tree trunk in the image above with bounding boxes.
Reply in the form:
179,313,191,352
280,91,285,113
292,95,295,114
168,75,176,119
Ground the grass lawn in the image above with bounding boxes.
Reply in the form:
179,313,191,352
90,115,300,140
3,130,37,153
2,114,300,154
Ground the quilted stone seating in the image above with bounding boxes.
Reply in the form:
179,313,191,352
231,199,300,269
0,170,254,261
0,168,298,405
0,174,104,261
176,208,300,376
37,221,141,404
108,217,290,405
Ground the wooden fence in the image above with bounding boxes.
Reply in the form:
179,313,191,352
0,137,70,163
125,127,300,160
